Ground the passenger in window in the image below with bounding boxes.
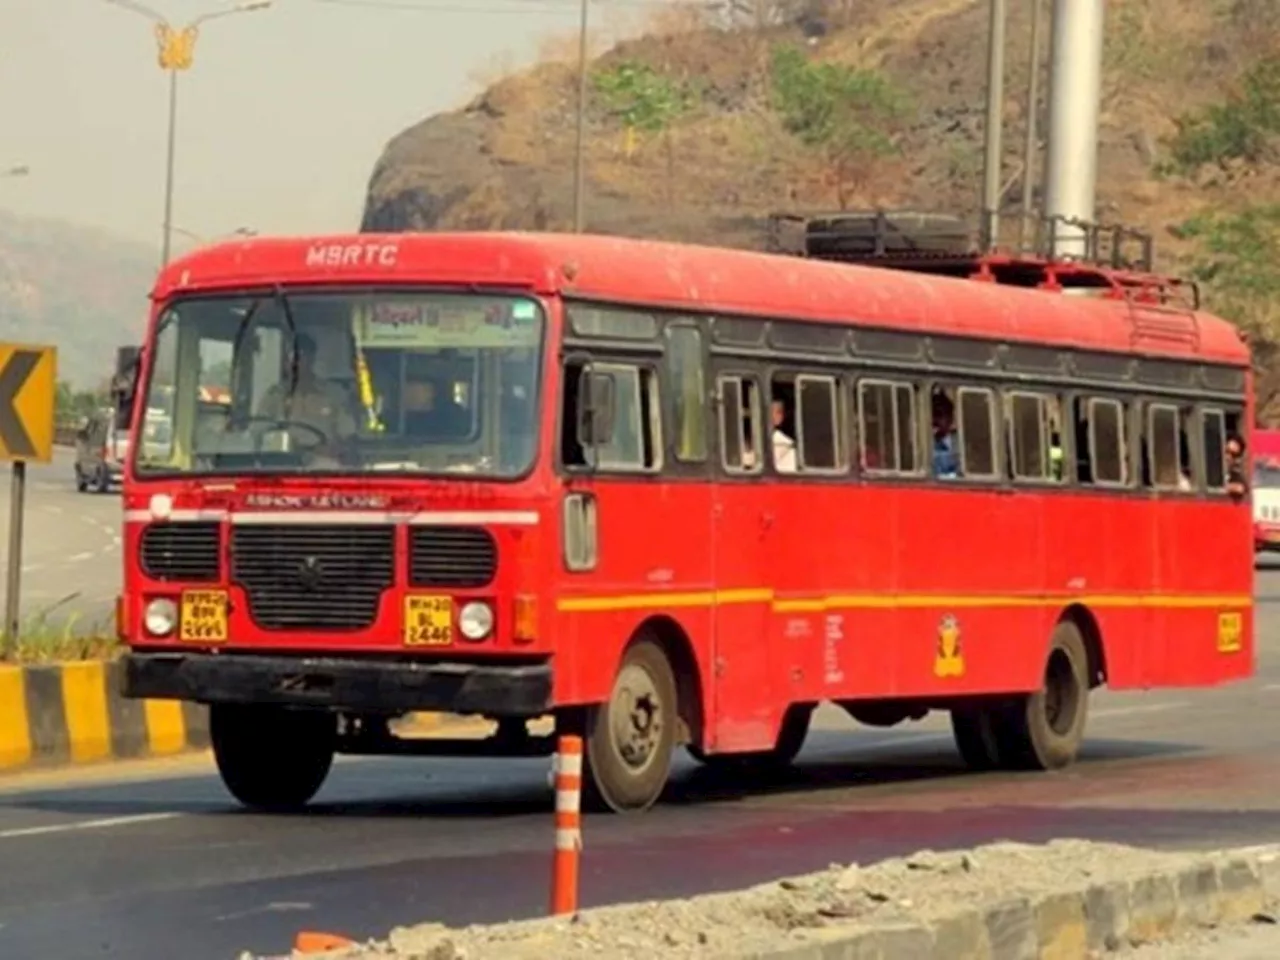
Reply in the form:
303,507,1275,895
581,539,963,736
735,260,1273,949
931,390,959,478
1227,434,1247,496
1049,430,1064,481
257,333,356,443
771,399,798,473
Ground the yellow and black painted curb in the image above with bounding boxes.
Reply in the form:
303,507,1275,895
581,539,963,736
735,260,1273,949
0,660,491,775
0,660,207,772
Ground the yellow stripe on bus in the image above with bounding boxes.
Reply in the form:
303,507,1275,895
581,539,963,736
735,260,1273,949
555,591,1253,614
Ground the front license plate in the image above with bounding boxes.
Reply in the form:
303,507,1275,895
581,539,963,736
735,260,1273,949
404,595,452,647
179,590,228,643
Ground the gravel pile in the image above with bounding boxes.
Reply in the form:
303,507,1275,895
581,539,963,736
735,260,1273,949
310,839,1200,960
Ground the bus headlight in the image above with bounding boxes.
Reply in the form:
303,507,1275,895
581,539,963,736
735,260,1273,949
458,601,494,641
144,598,178,637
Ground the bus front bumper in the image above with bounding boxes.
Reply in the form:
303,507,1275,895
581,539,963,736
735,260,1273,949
121,652,553,718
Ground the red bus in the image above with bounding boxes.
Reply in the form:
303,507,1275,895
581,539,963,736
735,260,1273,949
115,223,1255,813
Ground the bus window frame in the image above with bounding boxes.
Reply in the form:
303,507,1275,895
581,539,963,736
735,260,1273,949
1086,395,1131,489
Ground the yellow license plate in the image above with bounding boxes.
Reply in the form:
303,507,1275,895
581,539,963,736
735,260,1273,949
179,590,228,643
403,595,452,647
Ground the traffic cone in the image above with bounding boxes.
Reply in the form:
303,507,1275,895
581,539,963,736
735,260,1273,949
294,930,357,954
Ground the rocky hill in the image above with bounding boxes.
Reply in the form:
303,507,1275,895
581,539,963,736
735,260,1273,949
0,211,153,389
360,0,1280,411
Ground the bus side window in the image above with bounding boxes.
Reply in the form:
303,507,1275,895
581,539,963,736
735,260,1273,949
1088,398,1128,486
1147,403,1187,491
665,325,707,463
1008,392,1046,481
560,360,662,472
858,378,919,474
957,386,998,479
1202,407,1227,492
1008,392,1065,483
796,374,844,473
719,374,762,474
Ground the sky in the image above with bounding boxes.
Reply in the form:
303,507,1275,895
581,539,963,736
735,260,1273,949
0,0,653,254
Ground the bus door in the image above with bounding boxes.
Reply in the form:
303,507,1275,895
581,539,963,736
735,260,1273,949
707,368,776,752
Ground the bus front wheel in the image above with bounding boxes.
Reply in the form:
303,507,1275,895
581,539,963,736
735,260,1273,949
211,704,336,811
583,638,677,814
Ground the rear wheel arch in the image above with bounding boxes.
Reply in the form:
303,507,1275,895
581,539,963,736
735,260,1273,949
1060,603,1107,688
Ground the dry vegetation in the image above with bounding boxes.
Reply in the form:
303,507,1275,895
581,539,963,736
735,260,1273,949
362,0,1280,416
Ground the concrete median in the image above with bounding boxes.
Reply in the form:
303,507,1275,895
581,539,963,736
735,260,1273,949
0,659,474,774
313,840,1280,960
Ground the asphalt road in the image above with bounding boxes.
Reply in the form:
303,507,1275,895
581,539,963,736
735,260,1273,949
0,574,1276,959
0,447,119,634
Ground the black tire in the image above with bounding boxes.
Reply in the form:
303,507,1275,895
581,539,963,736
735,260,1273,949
583,638,678,814
688,703,812,772
997,620,1091,771
950,704,1004,771
211,704,336,811
74,466,88,493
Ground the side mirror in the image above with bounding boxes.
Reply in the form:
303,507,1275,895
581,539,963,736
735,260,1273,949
575,368,616,448
111,346,141,433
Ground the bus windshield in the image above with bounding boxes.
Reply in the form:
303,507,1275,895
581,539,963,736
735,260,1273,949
133,290,545,478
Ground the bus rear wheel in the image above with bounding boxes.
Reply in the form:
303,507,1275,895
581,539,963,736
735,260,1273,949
950,704,1005,771
211,704,336,811
952,621,1090,773
1000,621,1090,770
583,638,677,814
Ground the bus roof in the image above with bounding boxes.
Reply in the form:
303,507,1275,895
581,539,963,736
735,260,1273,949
152,231,1250,367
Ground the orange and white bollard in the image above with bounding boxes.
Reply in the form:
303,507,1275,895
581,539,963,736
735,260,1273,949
550,734,583,916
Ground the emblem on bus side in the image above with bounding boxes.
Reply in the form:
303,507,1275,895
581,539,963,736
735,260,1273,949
934,614,965,678
1217,612,1243,654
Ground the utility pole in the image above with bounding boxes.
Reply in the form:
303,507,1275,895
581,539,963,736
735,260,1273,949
980,0,1007,252
572,0,589,233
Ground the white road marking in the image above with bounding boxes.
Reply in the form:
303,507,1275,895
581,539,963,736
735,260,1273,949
1262,683,1280,692
0,812,180,840
68,552,93,562
215,902,313,922
21,564,42,574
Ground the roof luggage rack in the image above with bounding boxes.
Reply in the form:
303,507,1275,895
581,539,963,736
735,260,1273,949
764,209,1199,310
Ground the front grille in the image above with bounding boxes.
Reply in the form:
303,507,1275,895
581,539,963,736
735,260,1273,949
140,522,220,582
231,525,395,630
410,526,498,587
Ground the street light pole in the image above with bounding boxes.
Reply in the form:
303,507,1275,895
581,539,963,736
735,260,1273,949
162,67,179,266
104,0,272,269
572,0,589,233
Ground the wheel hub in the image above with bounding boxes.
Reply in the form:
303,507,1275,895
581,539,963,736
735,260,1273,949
612,663,663,770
